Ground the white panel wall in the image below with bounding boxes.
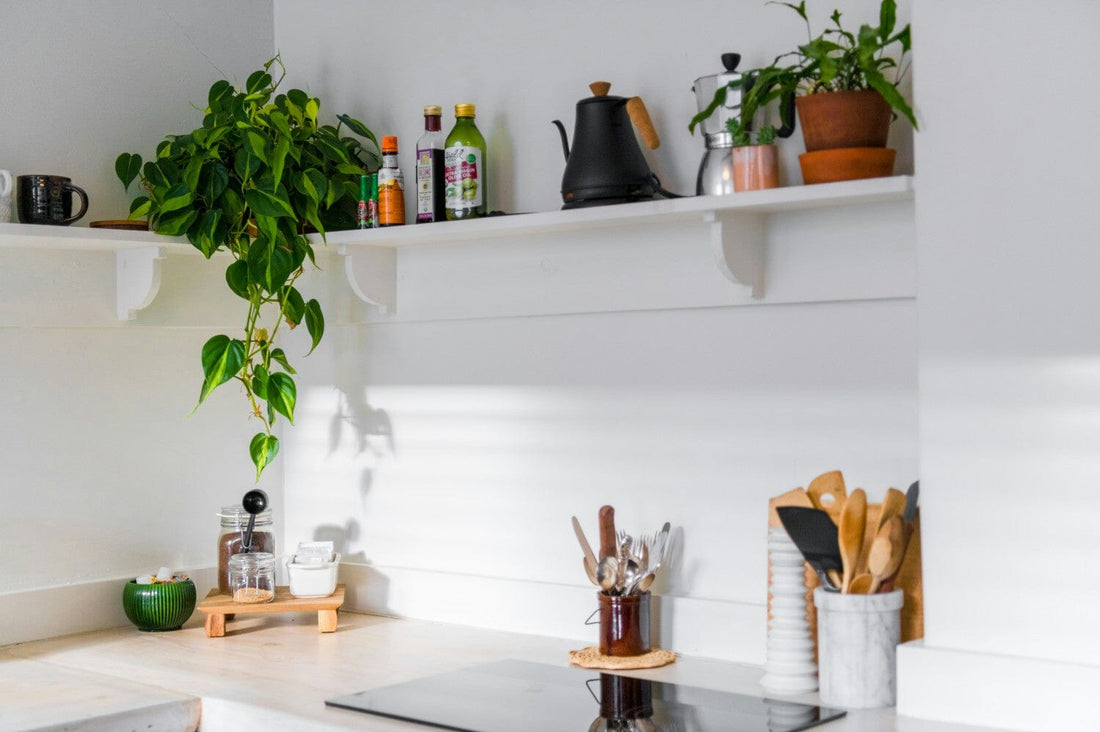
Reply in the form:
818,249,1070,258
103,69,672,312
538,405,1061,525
275,0,919,665
898,1,1100,728
0,2,275,644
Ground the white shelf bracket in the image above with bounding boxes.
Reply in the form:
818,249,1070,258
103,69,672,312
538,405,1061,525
339,244,396,313
115,246,165,320
705,210,766,299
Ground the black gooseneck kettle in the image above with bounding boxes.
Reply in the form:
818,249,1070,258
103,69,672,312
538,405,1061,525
552,81,680,209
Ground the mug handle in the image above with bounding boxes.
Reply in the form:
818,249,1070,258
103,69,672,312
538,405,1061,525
64,183,89,224
0,170,11,198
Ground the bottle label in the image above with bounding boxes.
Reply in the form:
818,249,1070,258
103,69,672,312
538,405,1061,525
444,145,483,209
357,198,369,229
378,168,405,225
416,148,435,221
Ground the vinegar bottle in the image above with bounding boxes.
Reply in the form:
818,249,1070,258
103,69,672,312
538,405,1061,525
444,104,487,220
416,105,446,223
377,136,405,226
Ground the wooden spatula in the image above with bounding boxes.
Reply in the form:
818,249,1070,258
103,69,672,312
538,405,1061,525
807,470,847,524
837,488,867,593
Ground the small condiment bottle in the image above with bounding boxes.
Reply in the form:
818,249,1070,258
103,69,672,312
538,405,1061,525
228,552,276,604
377,135,406,226
357,174,371,229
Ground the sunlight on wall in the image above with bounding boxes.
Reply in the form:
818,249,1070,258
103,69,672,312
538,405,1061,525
284,380,916,604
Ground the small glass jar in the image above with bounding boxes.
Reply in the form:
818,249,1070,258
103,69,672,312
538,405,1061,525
228,552,276,604
217,505,274,595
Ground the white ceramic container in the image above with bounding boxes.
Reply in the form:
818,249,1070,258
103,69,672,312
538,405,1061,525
286,552,341,598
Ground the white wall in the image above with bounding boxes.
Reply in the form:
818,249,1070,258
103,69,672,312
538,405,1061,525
0,1,274,643
274,0,918,665
896,2,1100,729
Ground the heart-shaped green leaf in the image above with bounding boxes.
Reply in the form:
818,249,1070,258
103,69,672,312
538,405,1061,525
198,335,246,405
304,299,324,355
115,153,142,189
266,372,296,423
249,432,280,481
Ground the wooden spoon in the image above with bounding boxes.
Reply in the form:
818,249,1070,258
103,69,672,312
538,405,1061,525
837,488,867,593
876,487,907,534
848,573,873,594
868,515,905,593
807,470,847,524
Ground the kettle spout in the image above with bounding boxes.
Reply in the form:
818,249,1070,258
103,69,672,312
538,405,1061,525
551,120,570,160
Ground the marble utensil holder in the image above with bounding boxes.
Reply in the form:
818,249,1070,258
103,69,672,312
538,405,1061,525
814,588,903,708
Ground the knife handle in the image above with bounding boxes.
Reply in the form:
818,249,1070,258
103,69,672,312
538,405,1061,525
598,505,617,560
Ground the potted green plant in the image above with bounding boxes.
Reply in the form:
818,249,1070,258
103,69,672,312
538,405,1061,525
783,0,915,182
690,61,798,192
115,55,379,481
732,124,780,192
692,0,916,185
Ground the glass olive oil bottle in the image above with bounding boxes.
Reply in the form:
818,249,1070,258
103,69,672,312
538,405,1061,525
444,103,487,220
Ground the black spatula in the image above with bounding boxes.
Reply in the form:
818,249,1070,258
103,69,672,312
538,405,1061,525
776,506,843,592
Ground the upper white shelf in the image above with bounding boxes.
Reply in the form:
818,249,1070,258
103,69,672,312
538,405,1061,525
329,175,914,310
0,175,914,318
325,174,914,248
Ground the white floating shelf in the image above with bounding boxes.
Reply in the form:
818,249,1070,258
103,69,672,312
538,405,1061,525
0,176,914,319
330,176,914,310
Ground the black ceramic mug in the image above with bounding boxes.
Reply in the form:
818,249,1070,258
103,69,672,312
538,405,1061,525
17,174,89,225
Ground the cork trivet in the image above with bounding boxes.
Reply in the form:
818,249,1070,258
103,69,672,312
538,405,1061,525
568,646,676,670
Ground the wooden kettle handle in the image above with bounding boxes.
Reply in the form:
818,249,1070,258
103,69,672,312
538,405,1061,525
626,97,660,150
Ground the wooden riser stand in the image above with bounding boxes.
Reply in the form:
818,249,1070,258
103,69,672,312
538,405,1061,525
197,585,345,637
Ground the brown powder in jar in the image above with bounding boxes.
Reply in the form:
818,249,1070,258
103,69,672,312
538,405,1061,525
217,530,274,594
233,587,274,603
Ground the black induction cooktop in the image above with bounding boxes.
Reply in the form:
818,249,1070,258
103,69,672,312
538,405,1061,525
326,659,845,731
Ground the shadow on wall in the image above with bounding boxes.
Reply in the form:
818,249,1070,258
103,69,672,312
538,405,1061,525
316,325,396,596
313,520,367,564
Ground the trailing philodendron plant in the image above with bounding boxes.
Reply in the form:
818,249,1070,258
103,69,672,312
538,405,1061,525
115,55,379,480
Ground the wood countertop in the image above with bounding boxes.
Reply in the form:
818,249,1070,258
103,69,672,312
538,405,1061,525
0,610,992,731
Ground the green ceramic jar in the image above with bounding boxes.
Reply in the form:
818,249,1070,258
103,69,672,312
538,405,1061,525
122,579,197,631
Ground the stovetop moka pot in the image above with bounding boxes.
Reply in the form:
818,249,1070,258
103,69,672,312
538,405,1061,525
552,81,674,209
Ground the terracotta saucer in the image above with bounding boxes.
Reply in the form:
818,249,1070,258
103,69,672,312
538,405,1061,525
798,147,896,185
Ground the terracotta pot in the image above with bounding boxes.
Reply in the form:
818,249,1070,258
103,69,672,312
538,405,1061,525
795,90,892,152
798,147,896,185
732,144,780,192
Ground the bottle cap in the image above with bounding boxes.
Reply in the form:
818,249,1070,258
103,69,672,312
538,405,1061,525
424,105,442,116
382,135,398,153
455,103,476,117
